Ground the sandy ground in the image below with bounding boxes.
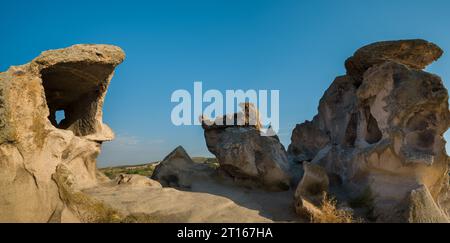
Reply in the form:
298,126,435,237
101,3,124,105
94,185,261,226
84,177,303,223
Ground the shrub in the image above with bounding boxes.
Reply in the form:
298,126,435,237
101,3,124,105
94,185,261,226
311,193,359,223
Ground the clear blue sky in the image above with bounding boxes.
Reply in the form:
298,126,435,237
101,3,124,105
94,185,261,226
1,0,450,167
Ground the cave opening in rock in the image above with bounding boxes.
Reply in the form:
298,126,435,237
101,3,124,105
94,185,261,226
344,113,358,147
41,62,115,136
364,107,382,144
405,112,437,153
55,110,66,126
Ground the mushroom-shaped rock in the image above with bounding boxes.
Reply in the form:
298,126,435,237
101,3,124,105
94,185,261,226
289,39,450,222
0,44,124,222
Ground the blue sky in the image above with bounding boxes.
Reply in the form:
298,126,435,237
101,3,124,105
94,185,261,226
1,0,450,167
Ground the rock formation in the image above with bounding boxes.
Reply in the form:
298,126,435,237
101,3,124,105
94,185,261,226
202,103,291,191
151,146,214,188
289,39,450,222
0,44,125,222
116,174,162,188
295,162,329,204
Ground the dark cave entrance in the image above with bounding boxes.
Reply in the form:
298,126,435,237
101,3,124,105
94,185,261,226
40,62,115,136
364,107,382,144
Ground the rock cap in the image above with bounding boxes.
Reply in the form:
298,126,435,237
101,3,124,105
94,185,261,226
345,39,443,81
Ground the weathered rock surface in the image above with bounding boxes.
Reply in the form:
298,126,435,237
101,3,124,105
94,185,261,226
151,146,214,188
345,39,443,82
289,39,450,222
406,185,449,223
116,174,162,188
84,183,276,223
0,44,125,222
294,162,330,218
295,162,329,204
86,156,302,223
202,104,291,191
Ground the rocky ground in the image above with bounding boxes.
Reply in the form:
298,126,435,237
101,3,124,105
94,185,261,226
84,176,300,223
93,156,302,223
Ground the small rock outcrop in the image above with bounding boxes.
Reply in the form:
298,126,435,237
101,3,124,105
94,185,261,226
0,44,125,222
295,163,329,204
405,185,449,223
115,174,162,188
289,39,450,222
202,103,291,191
294,162,330,218
152,146,213,188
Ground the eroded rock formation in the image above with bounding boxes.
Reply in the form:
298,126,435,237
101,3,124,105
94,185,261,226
152,146,214,188
202,103,291,191
289,39,450,222
0,44,125,222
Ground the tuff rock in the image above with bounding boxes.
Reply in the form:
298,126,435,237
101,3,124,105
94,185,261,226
294,162,330,218
345,39,443,83
289,39,450,222
295,162,329,204
116,174,162,188
0,44,125,222
152,146,213,188
201,103,291,191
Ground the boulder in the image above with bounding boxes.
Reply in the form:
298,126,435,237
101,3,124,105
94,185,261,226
289,39,450,222
151,146,213,188
345,39,443,82
0,44,125,222
406,185,449,223
201,104,291,191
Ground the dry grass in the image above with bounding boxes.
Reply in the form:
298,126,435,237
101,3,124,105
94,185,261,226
311,193,359,223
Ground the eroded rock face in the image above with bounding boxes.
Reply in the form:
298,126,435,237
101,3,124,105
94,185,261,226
295,162,329,204
289,39,450,222
0,44,125,222
202,104,291,191
294,162,329,218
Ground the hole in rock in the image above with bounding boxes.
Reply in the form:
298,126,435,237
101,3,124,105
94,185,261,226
364,107,382,144
344,113,358,147
405,112,437,152
55,110,66,125
41,62,114,136
444,130,450,155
